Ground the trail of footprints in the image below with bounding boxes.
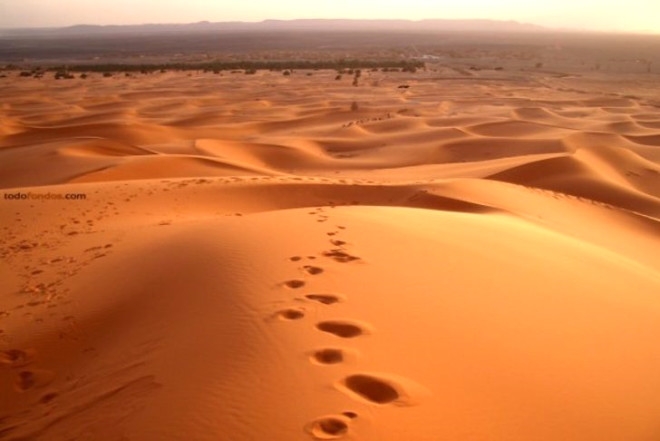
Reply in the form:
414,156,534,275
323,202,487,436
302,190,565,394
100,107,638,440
0,348,57,398
273,208,425,439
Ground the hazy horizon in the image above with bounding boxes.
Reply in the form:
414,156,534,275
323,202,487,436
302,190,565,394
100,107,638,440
0,0,659,34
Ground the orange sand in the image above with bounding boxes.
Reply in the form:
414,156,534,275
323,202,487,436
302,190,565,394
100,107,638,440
1,69,660,441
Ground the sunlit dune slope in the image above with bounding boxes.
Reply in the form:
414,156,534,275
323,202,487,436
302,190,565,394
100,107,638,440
1,68,660,441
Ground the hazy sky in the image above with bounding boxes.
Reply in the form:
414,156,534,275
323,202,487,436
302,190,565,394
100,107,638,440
0,0,659,33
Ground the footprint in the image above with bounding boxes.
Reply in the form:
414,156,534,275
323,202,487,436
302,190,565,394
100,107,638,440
284,280,306,289
14,369,56,391
0,349,36,368
290,256,303,262
303,266,324,275
276,308,305,321
40,392,58,404
341,374,398,404
330,239,346,246
316,320,368,338
305,294,344,305
306,415,350,439
322,250,360,263
342,411,358,419
311,348,344,365
337,373,429,406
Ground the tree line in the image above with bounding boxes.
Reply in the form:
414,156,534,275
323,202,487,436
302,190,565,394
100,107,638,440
48,59,425,73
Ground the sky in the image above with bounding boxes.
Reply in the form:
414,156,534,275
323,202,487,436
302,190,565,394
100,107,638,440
0,0,659,34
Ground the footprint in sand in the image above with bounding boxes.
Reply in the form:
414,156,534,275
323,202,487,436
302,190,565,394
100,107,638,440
14,369,56,392
306,415,351,440
284,279,306,289
40,392,59,404
303,266,324,275
337,373,429,406
305,294,345,305
310,348,354,365
340,374,398,404
312,349,343,364
322,250,360,263
0,349,37,368
316,320,369,338
276,308,306,321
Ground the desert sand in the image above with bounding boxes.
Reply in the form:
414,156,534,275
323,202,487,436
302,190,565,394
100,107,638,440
1,67,660,440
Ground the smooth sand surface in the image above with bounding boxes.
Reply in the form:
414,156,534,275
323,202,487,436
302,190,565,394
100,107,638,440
1,69,660,440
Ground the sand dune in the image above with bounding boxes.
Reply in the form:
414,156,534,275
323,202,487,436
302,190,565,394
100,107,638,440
1,68,660,441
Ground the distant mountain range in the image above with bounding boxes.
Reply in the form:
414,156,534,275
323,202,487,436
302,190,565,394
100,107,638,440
1,19,546,37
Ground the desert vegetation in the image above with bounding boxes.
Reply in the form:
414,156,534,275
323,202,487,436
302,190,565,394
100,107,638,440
30,59,425,75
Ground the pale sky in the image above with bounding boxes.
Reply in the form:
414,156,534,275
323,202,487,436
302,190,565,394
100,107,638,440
0,0,658,33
